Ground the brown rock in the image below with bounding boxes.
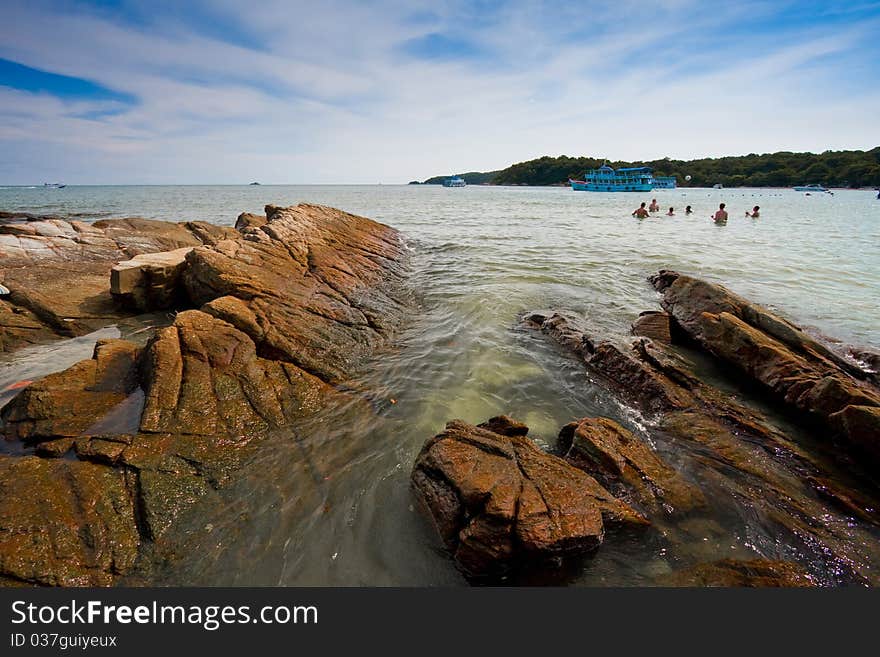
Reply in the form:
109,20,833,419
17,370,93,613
235,212,267,231
657,559,814,587
631,310,672,343
110,247,194,311
0,215,242,352
525,307,880,583
0,203,408,586
183,204,408,382
2,339,140,443
0,456,140,586
411,418,646,578
650,270,880,465
139,309,331,437
477,415,529,436
560,417,704,514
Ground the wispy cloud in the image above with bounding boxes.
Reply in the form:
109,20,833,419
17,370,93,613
0,0,878,183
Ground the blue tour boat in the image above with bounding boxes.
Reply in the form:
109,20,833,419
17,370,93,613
569,164,654,192
651,176,677,189
442,176,466,187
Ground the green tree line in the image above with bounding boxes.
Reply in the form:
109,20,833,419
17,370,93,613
418,147,880,187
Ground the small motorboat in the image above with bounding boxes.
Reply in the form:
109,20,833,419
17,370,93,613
793,184,828,193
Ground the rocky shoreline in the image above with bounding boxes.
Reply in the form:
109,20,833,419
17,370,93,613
0,204,409,585
2,205,879,587
412,271,880,585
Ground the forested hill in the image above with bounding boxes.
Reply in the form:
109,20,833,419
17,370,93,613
417,171,500,185
418,148,880,188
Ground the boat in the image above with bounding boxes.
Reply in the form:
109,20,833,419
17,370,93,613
651,176,677,189
793,184,828,193
712,183,723,189
442,176,466,187
43,182,66,189
569,165,653,192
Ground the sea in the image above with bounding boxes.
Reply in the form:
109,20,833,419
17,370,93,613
1,184,878,585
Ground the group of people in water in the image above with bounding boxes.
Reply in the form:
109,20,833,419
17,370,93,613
632,198,759,223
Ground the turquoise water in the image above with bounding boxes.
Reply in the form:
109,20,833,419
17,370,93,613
1,184,879,585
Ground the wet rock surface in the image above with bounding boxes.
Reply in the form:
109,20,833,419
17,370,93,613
524,289,880,585
411,417,647,579
656,559,815,587
650,270,880,465
0,204,408,585
559,417,705,515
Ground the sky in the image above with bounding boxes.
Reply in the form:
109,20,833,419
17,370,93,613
0,0,878,184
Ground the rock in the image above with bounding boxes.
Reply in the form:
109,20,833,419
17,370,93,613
559,417,704,514
0,215,241,352
183,204,408,382
411,418,647,578
524,308,880,583
2,339,140,443
850,348,880,375
139,309,331,437
631,310,672,343
650,269,871,380
110,247,194,311
0,203,408,586
0,455,140,586
650,270,880,466
829,405,880,465
235,212,267,231
90,217,213,257
477,414,529,436
181,221,238,246
656,559,814,587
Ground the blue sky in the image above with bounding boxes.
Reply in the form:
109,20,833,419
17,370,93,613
0,0,878,183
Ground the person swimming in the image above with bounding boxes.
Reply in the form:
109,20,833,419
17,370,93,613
746,205,760,218
666,207,675,216
632,202,649,218
648,198,660,212
685,205,693,215
712,203,728,223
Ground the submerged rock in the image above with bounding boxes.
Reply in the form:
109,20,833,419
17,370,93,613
656,559,814,587
411,418,646,579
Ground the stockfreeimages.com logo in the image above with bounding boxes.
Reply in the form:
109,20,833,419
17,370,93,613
11,600,318,632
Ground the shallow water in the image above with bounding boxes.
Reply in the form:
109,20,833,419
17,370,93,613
1,184,879,585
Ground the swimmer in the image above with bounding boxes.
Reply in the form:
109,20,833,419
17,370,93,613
685,205,693,215
712,203,728,224
666,207,675,216
746,205,760,218
632,202,649,218
648,198,660,212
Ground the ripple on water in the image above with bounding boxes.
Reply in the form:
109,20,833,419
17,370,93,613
4,185,879,585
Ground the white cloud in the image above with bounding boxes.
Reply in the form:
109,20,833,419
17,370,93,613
0,0,877,183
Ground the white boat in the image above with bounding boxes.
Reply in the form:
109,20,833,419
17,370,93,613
712,183,723,189
793,184,828,193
